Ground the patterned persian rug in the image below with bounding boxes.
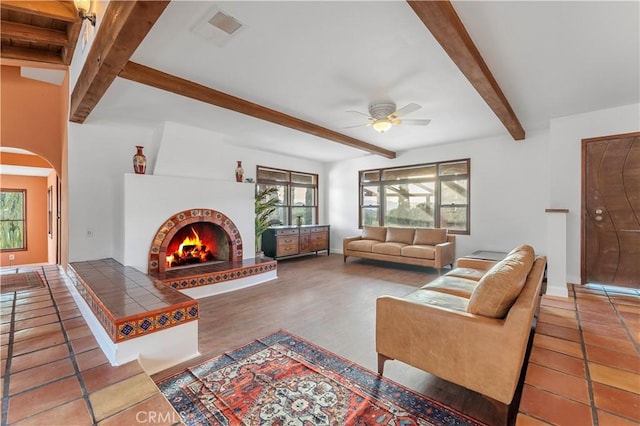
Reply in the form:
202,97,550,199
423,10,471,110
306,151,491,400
0,272,46,293
157,330,485,425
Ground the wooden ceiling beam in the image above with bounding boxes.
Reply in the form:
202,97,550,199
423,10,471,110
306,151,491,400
1,20,68,46
69,0,171,123
61,19,81,65
0,45,64,65
407,0,525,140
0,0,77,22
119,61,397,159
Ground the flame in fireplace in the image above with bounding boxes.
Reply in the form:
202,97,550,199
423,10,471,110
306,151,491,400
166,226,216,268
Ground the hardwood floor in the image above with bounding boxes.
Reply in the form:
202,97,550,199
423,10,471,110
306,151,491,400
153,254,509,425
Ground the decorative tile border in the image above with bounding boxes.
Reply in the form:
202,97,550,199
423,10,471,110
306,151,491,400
67,265,199,343
163,261,277,290
148,209,243,275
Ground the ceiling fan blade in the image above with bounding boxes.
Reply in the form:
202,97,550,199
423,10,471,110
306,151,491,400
346,110,373,119
393,103,421,118
401,119,432,126
342,123,371,129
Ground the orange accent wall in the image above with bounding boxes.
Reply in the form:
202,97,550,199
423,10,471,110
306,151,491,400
0,65,63,175
1,175,49,266
0,153,52,168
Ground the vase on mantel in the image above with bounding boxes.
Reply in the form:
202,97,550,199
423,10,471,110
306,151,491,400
235,161,244,182
132,146,147,174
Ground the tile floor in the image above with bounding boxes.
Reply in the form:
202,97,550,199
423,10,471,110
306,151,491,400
1,265,638,425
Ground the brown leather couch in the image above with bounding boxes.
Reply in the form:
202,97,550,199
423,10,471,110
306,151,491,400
376,245,546,405
343,226,456,273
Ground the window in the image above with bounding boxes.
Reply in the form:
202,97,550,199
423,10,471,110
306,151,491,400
257,166,318,226
1,189,26,250
359,159,470,234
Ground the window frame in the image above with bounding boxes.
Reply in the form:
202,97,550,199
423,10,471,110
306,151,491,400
358,159,470,234
0,188,27,251
256,165,319,226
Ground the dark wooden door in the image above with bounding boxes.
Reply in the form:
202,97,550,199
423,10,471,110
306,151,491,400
582,132,640,287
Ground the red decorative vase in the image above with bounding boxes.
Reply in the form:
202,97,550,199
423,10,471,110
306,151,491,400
235,161,244,182
133,146,147,174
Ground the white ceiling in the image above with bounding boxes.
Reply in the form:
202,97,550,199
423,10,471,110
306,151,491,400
88,1,639,162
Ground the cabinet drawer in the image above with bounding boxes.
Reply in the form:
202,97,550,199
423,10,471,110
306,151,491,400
310,227,329,233
275,229,299,236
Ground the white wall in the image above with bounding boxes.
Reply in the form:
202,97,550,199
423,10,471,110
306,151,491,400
549,103,640,283
68,120,326,266
327,130,550,260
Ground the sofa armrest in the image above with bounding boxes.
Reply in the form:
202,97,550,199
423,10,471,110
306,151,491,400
434,241,455,268
455,257,497,270
376,295,527,404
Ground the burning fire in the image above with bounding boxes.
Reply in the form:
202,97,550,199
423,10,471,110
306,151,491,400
166,226,215,268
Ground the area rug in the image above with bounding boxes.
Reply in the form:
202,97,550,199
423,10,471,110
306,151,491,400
0,272,46,293
157,330,485,425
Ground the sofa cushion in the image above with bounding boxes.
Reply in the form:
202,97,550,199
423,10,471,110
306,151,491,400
362,226,387,242
405,289,469,313
400,245,435,260
386,227,415,245
413,228,447,245
422,276,478,298
347,240,378,253
372,242,406,256
467,245,535,318
446,267,486,281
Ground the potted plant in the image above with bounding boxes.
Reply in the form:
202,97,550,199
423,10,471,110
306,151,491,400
255,186,280,255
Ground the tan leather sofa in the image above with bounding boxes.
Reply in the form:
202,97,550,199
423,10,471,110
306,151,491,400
376,245,546,405
343,226,456,273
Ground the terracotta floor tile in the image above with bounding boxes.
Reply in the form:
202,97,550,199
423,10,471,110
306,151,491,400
13,313,60,332
615,303,640,314
592,382,640,422
10,344,70,373
582,331,637,355
97,394,179,426
12,322,62,344
538,306,577,319
63,316,88,330
524,363,590,404
11,398,93,426
589,362,640,394
69,334,99,354
515,413,552,425
59,308,81,320
13,300,53,313
13,306,56,322
529,346,586,378
13,295,51,306
532,334,583,358
597,409,638,426
580,310,624,325
75,347,109,372
57,301,79,313
9,357,76,395
535,322,582,342
534,311,579,329
89,373,159,421
579,319,629,339
66,325,93,341
11,330,65,356
82,360,145,393
540,296,575,310
519,384,593,426
586,345,640,374
7,376,83,423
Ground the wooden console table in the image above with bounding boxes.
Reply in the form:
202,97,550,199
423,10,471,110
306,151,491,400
262,225,330,260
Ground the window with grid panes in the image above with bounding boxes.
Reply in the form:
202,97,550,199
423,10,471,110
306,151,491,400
257,166,318,226
359,159,470,234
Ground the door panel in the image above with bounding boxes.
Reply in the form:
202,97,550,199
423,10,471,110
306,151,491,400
583,133,640,287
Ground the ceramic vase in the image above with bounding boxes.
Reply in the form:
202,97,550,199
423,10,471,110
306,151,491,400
235,161,244,182
133,146,147,174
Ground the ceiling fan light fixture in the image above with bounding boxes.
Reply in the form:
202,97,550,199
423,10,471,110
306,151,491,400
74,0,96,26
373,120,392,133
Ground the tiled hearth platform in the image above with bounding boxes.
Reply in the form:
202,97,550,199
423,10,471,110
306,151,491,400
67,259,199,343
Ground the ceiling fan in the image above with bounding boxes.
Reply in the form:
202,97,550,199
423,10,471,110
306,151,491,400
345,102,431,133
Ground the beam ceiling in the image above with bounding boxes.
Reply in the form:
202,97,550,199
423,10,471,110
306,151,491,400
118,62,397,159
407,0,525,140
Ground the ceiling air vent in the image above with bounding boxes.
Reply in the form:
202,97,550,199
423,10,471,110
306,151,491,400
192,7,244,46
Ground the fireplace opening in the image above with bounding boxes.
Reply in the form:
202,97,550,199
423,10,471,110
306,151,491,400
165,223,229,269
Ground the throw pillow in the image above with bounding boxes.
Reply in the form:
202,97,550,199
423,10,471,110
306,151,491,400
467,245,535,318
